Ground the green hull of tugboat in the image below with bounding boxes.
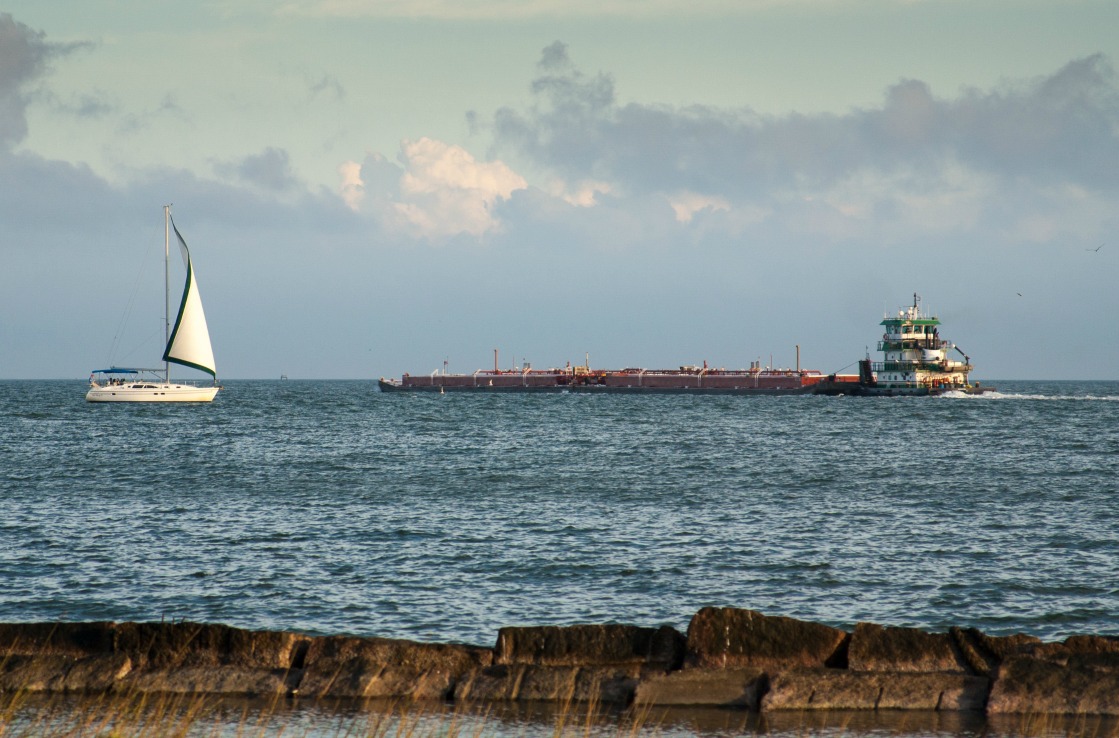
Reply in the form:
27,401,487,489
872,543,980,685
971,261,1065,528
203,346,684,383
810,359,995,396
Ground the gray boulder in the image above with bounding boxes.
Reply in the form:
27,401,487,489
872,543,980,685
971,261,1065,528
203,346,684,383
685,607,848,670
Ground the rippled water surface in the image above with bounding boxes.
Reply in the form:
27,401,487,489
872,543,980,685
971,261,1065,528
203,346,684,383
2,380,1118,648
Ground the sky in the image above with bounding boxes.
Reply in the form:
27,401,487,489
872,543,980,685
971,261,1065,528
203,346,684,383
2,1,1117,380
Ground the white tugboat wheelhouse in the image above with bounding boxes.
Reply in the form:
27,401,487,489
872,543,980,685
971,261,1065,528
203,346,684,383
872,293,971,393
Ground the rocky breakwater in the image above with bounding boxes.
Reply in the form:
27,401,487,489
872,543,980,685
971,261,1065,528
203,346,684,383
0,621,491,701
2,608,1118,715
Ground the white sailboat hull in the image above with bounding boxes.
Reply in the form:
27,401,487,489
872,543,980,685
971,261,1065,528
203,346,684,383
86,382,219,403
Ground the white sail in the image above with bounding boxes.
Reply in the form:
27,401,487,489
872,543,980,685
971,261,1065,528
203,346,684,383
162,218,216,377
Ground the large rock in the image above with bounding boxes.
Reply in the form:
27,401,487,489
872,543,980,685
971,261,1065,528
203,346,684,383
987,637,1119,715
60,653,134,692
495,624,684,669
1028,635,1119,665
0,623,129,693
878,673,989,711
763,668,988,711
0,622,116,658
848,623,968,673
111,622,303,670
106,622,308,696
763,668,879,709
1063,635,1119,654
297,635,492,699
633,668,766,708
0,621,302,695
0,653,132,693
949,627,1041,677
119,665,292,696
685,608,848,670
454,664,639,704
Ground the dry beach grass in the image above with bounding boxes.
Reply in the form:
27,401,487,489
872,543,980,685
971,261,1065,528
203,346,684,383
4,689,1119,738
0,687,661,738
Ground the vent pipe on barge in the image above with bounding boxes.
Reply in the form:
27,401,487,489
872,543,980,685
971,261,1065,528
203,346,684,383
796,345,800,374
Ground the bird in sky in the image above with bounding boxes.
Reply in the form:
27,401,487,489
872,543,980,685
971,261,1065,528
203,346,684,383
1087,243,1104,252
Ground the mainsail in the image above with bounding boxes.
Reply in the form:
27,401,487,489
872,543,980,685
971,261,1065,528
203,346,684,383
162,217,217,377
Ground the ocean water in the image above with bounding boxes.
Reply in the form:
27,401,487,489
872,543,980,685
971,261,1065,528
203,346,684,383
4,377,1114,644
2,380,1119,734
2,380,1118,645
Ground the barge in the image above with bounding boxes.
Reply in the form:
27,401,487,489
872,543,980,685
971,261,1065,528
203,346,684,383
379,358,847,394
378,294,990,396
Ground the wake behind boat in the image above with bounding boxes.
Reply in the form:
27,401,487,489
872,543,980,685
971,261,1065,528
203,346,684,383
86,206,220,403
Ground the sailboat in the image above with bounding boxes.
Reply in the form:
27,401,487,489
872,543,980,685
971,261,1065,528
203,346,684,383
86,206,221,402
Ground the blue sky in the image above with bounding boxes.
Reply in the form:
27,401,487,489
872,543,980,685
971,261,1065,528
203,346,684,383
2,1,1117,380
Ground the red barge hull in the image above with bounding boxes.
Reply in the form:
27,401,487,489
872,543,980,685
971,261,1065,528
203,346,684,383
378,367,861,394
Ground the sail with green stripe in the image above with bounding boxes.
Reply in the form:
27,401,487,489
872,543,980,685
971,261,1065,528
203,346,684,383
162,217,217,378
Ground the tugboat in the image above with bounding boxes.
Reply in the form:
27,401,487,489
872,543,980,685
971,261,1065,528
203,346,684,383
814,293,991,396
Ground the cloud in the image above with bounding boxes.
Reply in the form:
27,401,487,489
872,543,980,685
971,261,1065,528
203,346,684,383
0,13,53,147
466,45,1119,252
309,73,345,101
277,0,813,20
24,87,116,121
489,48,1119,202
0,13,95,149
328,46,1117,253
116,94,191,136
946,56,1119,188
63,91,115,119
668,191,731,223
338,159,364,210
342,138,527,240
549,178,611,207
216,147,302,192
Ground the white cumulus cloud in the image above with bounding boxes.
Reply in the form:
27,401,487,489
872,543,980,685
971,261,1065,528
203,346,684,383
338,159,364,211
669,191,731,223
343,137,527,240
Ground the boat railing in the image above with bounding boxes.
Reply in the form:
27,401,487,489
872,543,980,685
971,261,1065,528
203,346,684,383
877,339,951,352
872,360,971,373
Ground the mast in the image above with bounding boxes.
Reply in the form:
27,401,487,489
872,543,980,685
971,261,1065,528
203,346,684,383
164,204,170,383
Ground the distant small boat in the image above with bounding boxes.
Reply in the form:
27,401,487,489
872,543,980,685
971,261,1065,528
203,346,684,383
86,206,220,403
